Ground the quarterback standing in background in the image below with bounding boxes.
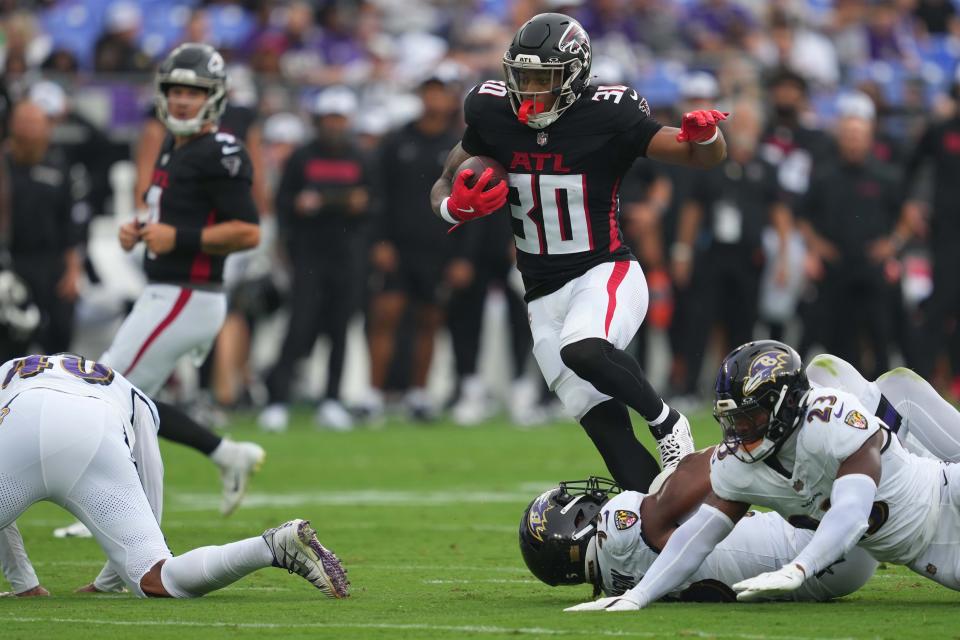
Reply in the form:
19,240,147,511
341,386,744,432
56,44,265,539
431,13,728,490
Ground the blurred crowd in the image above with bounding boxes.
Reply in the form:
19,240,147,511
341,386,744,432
1,0,960,430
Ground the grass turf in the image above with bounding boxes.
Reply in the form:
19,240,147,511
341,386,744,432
1,409,956,640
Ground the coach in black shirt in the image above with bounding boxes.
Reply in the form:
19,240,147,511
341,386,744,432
3,101,81,360
672,99,788,397
799,96,902,378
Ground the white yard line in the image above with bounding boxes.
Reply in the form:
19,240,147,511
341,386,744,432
0,617,862,640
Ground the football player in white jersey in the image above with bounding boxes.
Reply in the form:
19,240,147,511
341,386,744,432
0,354,348,599
520,464,877,603
567,340,960,611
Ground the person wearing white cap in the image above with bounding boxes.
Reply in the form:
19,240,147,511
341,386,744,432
93,2,151,73
258,86,371,433
792,91,904,378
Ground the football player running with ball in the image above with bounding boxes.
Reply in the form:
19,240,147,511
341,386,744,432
431,13,728,489
568,340,960,611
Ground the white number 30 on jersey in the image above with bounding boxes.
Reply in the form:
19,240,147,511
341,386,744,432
508,173,592,255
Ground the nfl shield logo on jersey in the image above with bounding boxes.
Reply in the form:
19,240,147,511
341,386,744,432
537,131,548,146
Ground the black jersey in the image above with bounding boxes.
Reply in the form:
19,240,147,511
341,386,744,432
144,131,258,286
462,80,663,301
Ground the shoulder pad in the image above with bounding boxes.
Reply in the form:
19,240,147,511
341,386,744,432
585,85,651,117
464,80,511,127
201,131,252,180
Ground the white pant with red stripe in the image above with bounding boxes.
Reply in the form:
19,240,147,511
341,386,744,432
100,284,227,396
528,260,649,421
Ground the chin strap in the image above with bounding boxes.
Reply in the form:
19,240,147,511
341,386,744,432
518,99,546,124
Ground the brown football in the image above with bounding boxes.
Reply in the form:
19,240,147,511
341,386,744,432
456,155,508,190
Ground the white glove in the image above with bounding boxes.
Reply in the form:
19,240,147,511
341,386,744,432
564,594,641,612
732,564,806,602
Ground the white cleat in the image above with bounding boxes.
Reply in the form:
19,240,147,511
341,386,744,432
53,520,92,539
217,440,266,516
258,403,289,433
655,414,695,470
315,399,354,432
262,519,349,598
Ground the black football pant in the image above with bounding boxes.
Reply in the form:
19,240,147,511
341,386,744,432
266,257,358,404
447,264,531,384
914,244,960,380
673,249,759,395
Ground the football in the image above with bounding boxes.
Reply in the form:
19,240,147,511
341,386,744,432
456,155,508,190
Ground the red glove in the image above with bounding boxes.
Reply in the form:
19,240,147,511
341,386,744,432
445,168,508,223
676,109,729,144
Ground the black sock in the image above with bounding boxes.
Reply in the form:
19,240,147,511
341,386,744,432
155,401,222,456
580,399,660,492
560,338,665,421
648,407,681,441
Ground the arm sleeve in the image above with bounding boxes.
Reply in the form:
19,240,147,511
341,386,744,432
131,391,164,523
274,149,304,241
461,124,489,157
791,473,876,576
902,125,935,194
623,504,735,607
0,523,40,593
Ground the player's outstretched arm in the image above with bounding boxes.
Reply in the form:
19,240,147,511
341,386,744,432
735,431,882,601
566,493,748,612
430,142,473,219
647,110,728,169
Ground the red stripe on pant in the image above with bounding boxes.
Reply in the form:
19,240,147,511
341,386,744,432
604,261,631,337
123,288,193,377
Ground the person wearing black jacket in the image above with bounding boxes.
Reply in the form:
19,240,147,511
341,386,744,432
258,86,371,432
798,97,903,378
3,101,82,361
360,74,468,422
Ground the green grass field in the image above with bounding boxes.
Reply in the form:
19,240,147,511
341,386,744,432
1,409,957,640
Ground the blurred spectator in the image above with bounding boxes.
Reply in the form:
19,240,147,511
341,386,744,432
797,93,903,377
913,0,960,36
3,101,81,361
360,73,465,423
258,86,372,432
902,68,960,382
671,98,787,400
28,80,119,284
93,2,153,73
682,0,761,54
759,67,832,199
759,7,840,87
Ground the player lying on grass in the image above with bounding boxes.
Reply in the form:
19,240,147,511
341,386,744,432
520,469,877,603
0,353,349,599
567,340,960,611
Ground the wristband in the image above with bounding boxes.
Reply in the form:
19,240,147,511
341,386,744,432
177,227,204,253
439,197,459,225
695,129,720,146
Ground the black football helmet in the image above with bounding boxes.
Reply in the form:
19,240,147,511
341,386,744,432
155,43,227,136
714,340,809,463
502,13,591,130
518,477,618,587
